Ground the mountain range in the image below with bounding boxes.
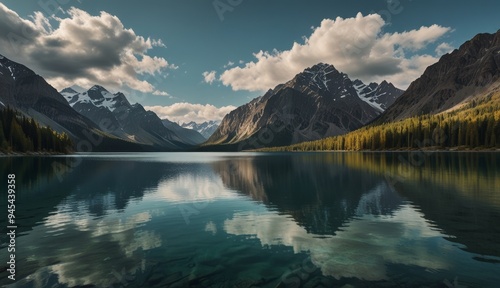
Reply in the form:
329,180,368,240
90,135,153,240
0,53,207,151
181,121,220,139
265,30,500,152
1,29,499,152
206,63,403,149
0,54,143,151
61,85,205,148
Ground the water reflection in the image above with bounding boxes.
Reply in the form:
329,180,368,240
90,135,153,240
224,203,450,281
0,152,499,287
151,172,237,203
212,155,404,235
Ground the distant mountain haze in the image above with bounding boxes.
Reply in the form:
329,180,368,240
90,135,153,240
181,121,220,139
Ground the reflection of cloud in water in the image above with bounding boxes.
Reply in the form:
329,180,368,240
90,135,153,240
224,205,449,281
91,212,152,236
49,212,161,287
149,173,237,202
17,202,161,288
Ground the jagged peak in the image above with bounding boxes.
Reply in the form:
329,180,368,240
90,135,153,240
304,62,337,73
114,92,126,97
89,84,108,92
378,80,392,88
455,30,500,56
60,87,78,94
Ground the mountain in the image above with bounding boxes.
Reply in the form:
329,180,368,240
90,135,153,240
62,85,205,148
181,120,220,139
205,63,403,149
353,80,404,112
378,29,500,123
161,119,206,144
0,53,95,137
0,53,142,151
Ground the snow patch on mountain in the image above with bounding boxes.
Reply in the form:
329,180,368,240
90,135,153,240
353,80,402,112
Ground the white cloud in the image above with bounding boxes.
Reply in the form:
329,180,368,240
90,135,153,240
152,90,170,97
202,70,217,84
145,102,236,123
219,13,451,91
435,42,454,55
0,3,174,94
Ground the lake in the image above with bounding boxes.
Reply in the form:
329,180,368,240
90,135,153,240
1,152,500,287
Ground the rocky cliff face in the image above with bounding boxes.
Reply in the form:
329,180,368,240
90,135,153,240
207,63,403,149
378,30,500,123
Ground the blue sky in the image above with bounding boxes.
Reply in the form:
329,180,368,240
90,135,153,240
0,0,499,123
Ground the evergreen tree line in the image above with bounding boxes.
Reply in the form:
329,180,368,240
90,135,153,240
264,94,500,152
0,107,73,153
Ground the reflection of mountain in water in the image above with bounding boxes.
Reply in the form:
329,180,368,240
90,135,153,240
213,152,500,260
0,157,74,237
212,154,404,235
0,156,216,287
343,152,500,259
0,157,203,243
390,177,500,259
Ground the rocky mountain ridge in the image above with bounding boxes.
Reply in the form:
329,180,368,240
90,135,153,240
378,29,500,123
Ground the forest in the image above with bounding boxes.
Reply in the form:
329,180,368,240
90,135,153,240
0,107,73,153
262,92,500,152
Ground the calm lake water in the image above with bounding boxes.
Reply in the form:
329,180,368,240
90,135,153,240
1,152,500,287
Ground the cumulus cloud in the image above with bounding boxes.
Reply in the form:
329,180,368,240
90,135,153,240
0,3,175,94
202,70,217,84
145,102,236,124
218,13,451,91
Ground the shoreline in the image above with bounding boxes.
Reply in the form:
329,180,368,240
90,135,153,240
0,151,69,157
254,145,500,153
1,147,500,156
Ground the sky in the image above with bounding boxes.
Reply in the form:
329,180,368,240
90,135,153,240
0,0,499,123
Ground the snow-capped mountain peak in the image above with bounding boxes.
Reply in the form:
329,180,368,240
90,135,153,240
61,85,129,112
295,63,341,92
